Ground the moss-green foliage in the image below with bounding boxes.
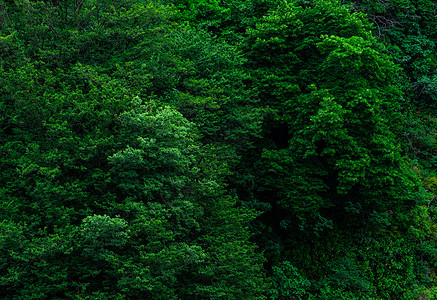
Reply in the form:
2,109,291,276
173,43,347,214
0,65,268,298
2,0,437,299
163,0,281,44
342,0,437,107
0,0,268,298
245,0,424,226
242,0,437,298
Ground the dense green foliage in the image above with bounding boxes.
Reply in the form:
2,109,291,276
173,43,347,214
343,0,437,107
2,0,437,299
0,0,268,298
240,1,437,298
245,0,422,216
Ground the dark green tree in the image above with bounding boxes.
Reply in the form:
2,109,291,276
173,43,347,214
343,0,437,106
0,0,269,298
245,0,423,232
243,0,434,298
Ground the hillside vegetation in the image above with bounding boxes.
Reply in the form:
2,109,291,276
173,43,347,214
1,0,437,298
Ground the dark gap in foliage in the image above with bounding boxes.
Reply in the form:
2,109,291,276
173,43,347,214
270,123,291,150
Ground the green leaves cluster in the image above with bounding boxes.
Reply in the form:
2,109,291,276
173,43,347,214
342,0,437,106
2,0,437,298
0,0,268,298
242,1,435,298
246,0,423,223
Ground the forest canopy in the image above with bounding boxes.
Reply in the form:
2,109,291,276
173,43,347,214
1,0,437,299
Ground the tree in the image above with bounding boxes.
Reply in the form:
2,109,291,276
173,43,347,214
243,1,432,297
245,0,424,231
0,0,269,298
343,0,437,107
